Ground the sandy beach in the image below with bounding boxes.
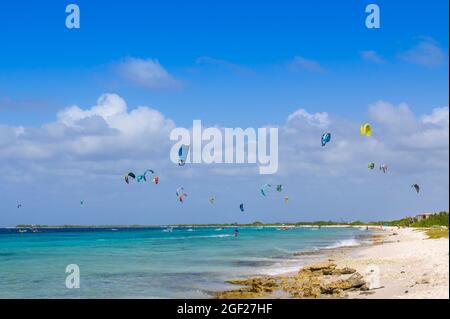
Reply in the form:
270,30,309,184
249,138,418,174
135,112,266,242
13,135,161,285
340,227,449,299
216,227,449,299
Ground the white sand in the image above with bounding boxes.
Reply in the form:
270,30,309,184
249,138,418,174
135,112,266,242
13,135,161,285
329,228,449,299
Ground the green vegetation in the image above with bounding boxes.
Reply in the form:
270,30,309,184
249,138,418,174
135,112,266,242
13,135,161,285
295,220,347,226
411,212,449,227
353,212,449,228
365,218,411,227
425,228,449,239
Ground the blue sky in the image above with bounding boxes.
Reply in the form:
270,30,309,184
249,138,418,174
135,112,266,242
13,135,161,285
0,1,448,226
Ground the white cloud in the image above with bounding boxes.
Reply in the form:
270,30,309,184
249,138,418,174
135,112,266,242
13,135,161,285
287,109,330,129
400,38,447,67
360,50,385,64
422,107,449,127
368,102,448,151
0,95,448,224
2,96,447,178
288,56,325,73
0,94,175,164
57,94,127,126
368,100,417,132
113,57,180,89
195,56,254,75
404,106,449,150
58,94,174,139
280,102,448,179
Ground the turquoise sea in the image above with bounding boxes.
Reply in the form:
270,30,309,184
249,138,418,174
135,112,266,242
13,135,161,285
0,226,371,298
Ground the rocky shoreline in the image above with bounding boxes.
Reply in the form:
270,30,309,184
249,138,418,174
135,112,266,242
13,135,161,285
214,228,449,299
215,261,370,299
214,231,394,299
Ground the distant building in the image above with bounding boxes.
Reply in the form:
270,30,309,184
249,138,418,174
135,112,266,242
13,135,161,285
415,213,432,221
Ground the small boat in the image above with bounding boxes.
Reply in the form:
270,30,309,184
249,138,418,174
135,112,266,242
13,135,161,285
17,229,28,233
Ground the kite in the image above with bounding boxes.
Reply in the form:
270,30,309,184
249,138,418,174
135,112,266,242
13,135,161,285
276,184,283,192
133,170,159,184
412,184,420,194
321,133,331,146
380,164,388,174
239,203,245,212
178,145,190,166
209,196,215,204
144,170,159,184
368,162,375,170
124,172,136,184
360,123,372,137
284,196,289,204
260,184,272,196
143,169,155,180
176,187,188,203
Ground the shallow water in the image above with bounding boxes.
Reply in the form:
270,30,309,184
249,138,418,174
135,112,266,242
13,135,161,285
0,227,370,298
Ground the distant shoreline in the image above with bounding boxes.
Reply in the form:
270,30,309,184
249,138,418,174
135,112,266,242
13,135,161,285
11,211,447,230
9,224,393,229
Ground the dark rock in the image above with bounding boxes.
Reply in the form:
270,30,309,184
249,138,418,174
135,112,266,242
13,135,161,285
304,262,337,272
217,263,369,299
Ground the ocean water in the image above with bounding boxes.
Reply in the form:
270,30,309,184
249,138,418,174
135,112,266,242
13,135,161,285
0,226,371,298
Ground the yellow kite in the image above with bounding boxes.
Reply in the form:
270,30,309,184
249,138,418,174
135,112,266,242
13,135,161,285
360,123,372,137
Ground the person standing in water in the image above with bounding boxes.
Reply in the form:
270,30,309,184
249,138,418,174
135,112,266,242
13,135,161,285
234,228,239,237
